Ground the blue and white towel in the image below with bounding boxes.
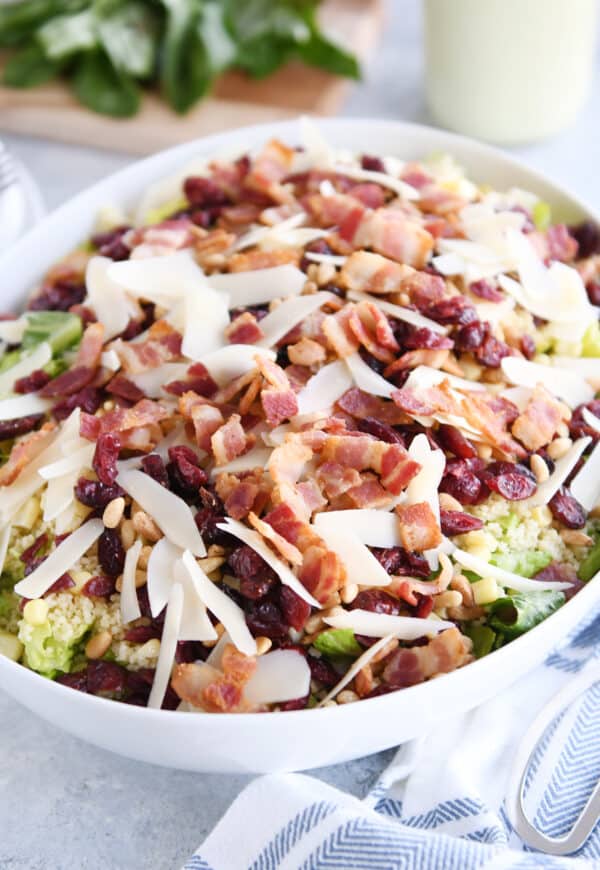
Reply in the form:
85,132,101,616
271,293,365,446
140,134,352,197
185,609,600,870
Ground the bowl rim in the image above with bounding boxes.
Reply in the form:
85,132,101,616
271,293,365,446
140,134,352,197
0,115,598,727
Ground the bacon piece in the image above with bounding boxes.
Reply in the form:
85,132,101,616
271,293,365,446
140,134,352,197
173,644,257,713
255,356,298,427
40,365,95,398
165,362,218,399
225,312,264,345
0,423,55,486
529,224,578,263
220,203,262,226
337,387,407,425
118,423,163,452
287,337,326,367
382,628,472,688
347,301,399,362
348,182,386,209
107,375,145,403
321,434,420,495
295,479,327,515
355,210,434,268
193,228,237,268
180,394,224,451
228,248,299,272
248,511,303,565
239,373,262,416
244,139,296,204
211,414,248,465
316,461,362,499
304,191,366,234
395,502,442,552
75,322,104,369
269,437,313,488
394,565,452,607
339,251,414,294
384,348,450,376
80,398,169,444
322,306,360,358
114,320,182,374
462,391,527,460
400,270,446,310
417,185,466,215
127,218,195,259
216,468,270,520
299,545,345,603
347,475,391,508
511,384,564,451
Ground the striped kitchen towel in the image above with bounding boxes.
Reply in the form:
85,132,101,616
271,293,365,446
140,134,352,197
185,608,600,870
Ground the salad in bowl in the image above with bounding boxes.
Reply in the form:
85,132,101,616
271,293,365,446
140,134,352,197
0,121,599,719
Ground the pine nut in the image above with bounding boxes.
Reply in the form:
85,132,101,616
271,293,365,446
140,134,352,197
255,636,272,656
556,421,570,438
135,570,147,588
590,505,600,519
120,519,135,550
560,529,593,547
547,437,572,460
103,497,125,529
341,583,359,604
316,262,336,285
137,545,153,570
337,690,359,705
303,280,318,295
115,575,123,592
530,454,549,483
85,630,112,660
304,614,323,634
434,590,463,609
132,509,162,542
439,492,463,512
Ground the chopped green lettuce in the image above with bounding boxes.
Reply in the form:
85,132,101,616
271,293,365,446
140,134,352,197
464,623,496,659
144,195,187,225
581,321,600,358
18,606,93,677
313,628,361,659
532,200,551,231
578,537,600,582
487,591,565,639
490,549,552,578
22,310,82,355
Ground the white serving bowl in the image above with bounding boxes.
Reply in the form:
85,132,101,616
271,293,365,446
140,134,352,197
0,119,597,774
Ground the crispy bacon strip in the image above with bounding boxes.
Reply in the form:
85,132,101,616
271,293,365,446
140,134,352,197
322,307,360,358
337,387,407,425
216,469,270,520
255,356,299,427
339,251,414,294
395,502,442,552
321,434,420,495
225,312,264,345
211,414,248,466
0,422,55,486
287,337,326,367
382,628,472,688
511,384,564,451
75,322,104,369
355,209,434,268
244,139,296,204
248,511,303,565
114,320,182,374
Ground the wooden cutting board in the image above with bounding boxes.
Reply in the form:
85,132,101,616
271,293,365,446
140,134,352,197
0,0,383,155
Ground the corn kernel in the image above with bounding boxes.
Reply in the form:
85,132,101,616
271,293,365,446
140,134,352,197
23,598,50,626
472,577,500,606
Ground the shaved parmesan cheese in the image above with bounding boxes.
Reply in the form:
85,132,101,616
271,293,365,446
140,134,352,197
207,264,306,307
345,352,395,399
181,550,256,656
403,364,486,393
147,536,181,617
314,510,401,548
324,609,454,639
501,385,533,412
0,428,62,525
14,519,104,598
0,524,11,576
117,469,206,556
319,634,396,706
108,250,205,308
129,363,188,398
173,559,217,642
181,285,229,361
501,357,594,408
257,292,336,348
452,548,573,593
0,319,26,345
313,523,391,588
121,539,142,624
0,393,52,421
101,349,121,372
296,360,353,416
217,518,320,608
347,289,447,334
304,252,347,266
85,256,133,341
244,650,311,705
524,436,591,509
232,213,307,251
552,358,600,390
209,446,270,477
38,444,95,480
206,630,231,669
299,116,335,168
201,345,276,387
332,163,419,200
583,409,600,432
0,341,52,398
570,441,600,511
148,582,183,709
42,468,80,523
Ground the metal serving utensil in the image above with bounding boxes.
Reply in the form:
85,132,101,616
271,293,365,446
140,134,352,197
506,663,600,855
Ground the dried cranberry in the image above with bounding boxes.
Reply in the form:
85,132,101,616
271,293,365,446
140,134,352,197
280,586,311,631
0,414,43,440
475,332,511,368
402,327,454,350
275,345,290,368
91,225,131,261
56,671,88,692
183,176,229,208
469,279,504,302
53,386,102,421
481,462,537,501
106,375,145,403
195,508,229,547
141,454,169,487
307,654,339,688
229,545,277,600
124,625,160,643
549,488,587,529
40,366,95,398
87,660,127,695
520,334,536,360
425,297,477,325
28,280,85,312
440,509,484,535
351,589,402,615
75,478,124,510
455,320,486,351
299,238,334,272
98,529,125,576
245,601,288,638
45,574,75,595
279,695,310,711
439,467,483,505
361,155,385,172
92,432,121,486
357,417,405,445
82,575,116,598
359,348,386,375
586,282,600,306
21,533,49,566
568,220,600,259
167,445,206,500
413,593,434,619
14,369,52,394
371,546,430,577
570,399,600,441
436,424,477,459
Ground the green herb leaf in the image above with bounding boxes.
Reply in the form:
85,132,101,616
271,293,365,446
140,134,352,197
487,591,565,639
37,8,98,60
0,0,87,47
464,623,496,658
97,1,160,79
578,536,600,582
490,549,552,579
160,0,210,113
73,48,140,117
3,41,62,88
23,311,83,355
313,628,361,658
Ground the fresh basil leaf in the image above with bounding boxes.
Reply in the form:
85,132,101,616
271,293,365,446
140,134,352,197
73,48,140,117
37,8,98,60
0,0,86,47
197,1,236,74
298,32,360,79
234,35,293,79
160,0,210,113
3,41,62,87
97,1,159,78
313,628,362,658
227,0,310,43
